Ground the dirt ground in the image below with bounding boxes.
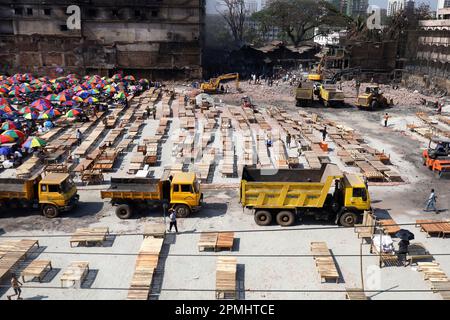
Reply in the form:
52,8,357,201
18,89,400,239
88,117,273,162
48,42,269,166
1,81,449,300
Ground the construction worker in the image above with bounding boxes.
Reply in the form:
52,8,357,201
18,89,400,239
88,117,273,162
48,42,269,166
168,208,178,233
425,189,438,213
321,126,327,142
355,80,361,97
286,133,291,148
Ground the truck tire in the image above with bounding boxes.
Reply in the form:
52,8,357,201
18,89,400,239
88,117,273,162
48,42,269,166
254,210,272,226
276,211,295,227
339,211,358,227
370,100,378,110
42,205,59,219
174,204,191,218
116,204,132,219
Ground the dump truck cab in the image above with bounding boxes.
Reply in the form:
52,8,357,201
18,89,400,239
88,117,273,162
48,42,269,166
340,174,371,214
38,173,79,218
423,137,450,178
169,172,203,217
356,85,389,110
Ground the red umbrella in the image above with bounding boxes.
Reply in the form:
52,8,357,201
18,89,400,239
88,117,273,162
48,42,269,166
31,98,52,111
0,134,14,144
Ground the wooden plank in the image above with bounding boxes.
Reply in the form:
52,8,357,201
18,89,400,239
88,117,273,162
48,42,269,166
216,232,234,251
21,260,52,282
198,233,218,251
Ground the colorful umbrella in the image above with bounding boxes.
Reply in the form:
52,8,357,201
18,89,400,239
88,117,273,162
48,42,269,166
44,108,61,117
0,105,17,113
0,134,14,144
104,86,116,94
0,97,9,107
124,75,136,81
22,136,47,149
31,99,52,111
1,120,20,131
114,92,126,100
38,112,52,120
23,112,39,120
84,97,99,104
66,109,82,118
72,96,84,103
19,106,38,114
3,129,25,141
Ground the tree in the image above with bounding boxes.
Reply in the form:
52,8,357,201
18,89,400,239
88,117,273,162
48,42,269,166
216,0,247,46
253,0,348,47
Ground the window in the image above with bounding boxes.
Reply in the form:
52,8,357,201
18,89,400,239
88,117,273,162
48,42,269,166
14,8,23,15
60,25,68,31
180,185,192,193
445,0,450,8
41,185,47,192
151,10,159,17
173,185,180,192
48,185,60,193
352,188,367,199
44,9,51,16
112,9,119,17
27,8,33,16
135,10,141,17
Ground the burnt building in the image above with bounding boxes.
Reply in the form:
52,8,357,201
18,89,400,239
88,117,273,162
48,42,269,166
0,0,205,79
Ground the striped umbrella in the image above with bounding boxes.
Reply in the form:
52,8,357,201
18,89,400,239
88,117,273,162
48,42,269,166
31,99,52,111
1,120,20,131
22,136,47,149
66,108,82,118
19,106,38,114
2,129,25,142
44,108,61,117
72,96,84,103
0,134,15,144
23,112,39,120
0,104,17,113
84,97,99,104
124,75,136,81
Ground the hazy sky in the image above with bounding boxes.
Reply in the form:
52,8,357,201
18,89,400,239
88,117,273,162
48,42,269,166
206,0,438,14
370,0,437,10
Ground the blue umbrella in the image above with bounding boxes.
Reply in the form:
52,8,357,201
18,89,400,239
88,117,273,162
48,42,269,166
0,146,12,156
44,120,54,128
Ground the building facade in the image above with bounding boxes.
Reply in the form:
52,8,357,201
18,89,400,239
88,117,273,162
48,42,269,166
437,0,450,19
387,0,415,16
0,0,205,79
345,0,369,17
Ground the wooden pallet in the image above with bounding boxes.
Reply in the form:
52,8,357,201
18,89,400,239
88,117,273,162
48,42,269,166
431,281,450,300
379,219,401,236
21,260,52,283
60,261,89,288
198,233,218,251
216,233,235,251
143,223,166,239
416,220,450,238
216,257,237,299
70,227,110,247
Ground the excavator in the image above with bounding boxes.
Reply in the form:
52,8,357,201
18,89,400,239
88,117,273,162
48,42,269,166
200,73,240,94
423,136,450,178
308,56,325,82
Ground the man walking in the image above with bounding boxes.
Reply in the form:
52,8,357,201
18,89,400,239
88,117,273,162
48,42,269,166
384,113,390,127
355,80,361,97
168,208,179,233
76,129,82,146
425,189,438,213
321,126,327,142
286,133,291,148
7,274,23,300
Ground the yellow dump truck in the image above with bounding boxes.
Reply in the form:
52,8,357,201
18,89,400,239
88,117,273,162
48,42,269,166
356,86,390,110
240,164,371,227
0,172,79,218
317,84,345,107
100,172,203,219
295,82,314,107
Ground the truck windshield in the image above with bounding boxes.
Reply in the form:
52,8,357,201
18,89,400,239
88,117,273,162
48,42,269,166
60,179,72,193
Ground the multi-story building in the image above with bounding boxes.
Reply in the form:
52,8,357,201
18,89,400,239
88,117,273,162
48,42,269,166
438,0,450,19
0,0,205,79
345,0,368,17
388,0,415,16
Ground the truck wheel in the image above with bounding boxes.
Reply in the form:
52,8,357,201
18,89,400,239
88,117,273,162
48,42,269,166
116,204,132,219
276,211,295,227
339,212,358,227
254,210,272,226
370,100,378,110
174,204,191,218
43,205,59,218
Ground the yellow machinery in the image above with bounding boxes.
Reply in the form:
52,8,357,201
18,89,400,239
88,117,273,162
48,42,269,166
101,172,203,219
240,164,371,227
356,85,390,110
200,73,240,93
308,56,325,81
0,172,79,218
317,84,345,107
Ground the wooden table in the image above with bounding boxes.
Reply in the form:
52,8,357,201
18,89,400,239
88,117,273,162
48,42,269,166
60,261,89,288
70,227,110,247
21,260,52,282
311,242,339,283
143,223,166,238
379,219,401,236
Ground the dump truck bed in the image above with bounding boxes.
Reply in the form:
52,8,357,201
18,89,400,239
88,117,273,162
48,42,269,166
241,164,343,209
321,86,345,101
0,178,35,200
296,84,314,100
100,177,162,200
